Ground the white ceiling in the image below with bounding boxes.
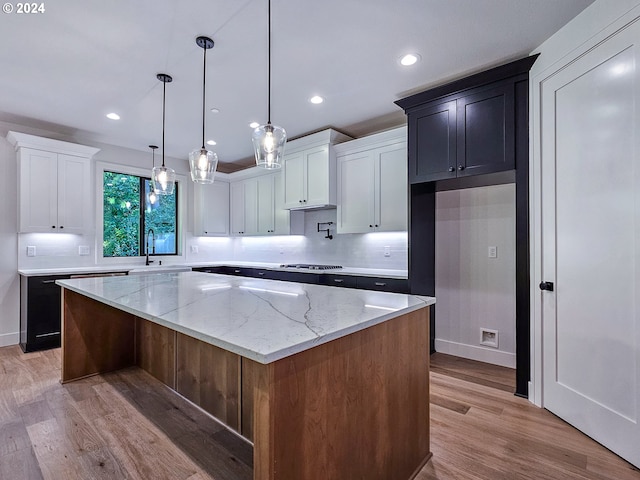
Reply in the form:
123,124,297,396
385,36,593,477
0,0,592,171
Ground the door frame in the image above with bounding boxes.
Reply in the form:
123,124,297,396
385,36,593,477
529,1,640,406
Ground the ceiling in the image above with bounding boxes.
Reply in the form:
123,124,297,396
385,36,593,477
0,0,593,172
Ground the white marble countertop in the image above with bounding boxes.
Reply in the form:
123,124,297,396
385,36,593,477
20,262,408,279
57,271,432,364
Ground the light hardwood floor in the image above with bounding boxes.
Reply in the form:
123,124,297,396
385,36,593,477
0,345,638,479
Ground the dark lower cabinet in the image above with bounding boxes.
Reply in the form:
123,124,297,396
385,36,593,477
320,274,358,289
20,274,70,352
195,266,408,294
355,276,409,293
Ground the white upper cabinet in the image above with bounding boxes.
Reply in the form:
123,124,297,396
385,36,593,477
229,168,303,237
8,132,99,234
282,129,352,209
194,181,229,236
336,127,408,234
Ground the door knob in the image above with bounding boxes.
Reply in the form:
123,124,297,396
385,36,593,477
539,281,554,292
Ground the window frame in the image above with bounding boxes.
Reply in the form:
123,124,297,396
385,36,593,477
96,161,186,266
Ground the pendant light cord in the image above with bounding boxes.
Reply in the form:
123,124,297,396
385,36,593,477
267,0,271,125
202,45,207,149
162,79,166,167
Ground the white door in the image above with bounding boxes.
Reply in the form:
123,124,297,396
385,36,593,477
540,20,640,467
337,151,375,234
376,142,407,232
282,152,305,208
257,175,275,234
57,154,89,234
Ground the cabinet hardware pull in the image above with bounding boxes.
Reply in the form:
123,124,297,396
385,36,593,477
369,224,373,228
458,165,465,171
374,282,386,286
36,331,60,338
375,224,379,227
258,272,265,276
52,226,56,228
235,270,241,273
334,279,343,283
41,280,57,284
448,166,455,172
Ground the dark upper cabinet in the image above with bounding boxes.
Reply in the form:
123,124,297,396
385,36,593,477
410,100,457,183
457,83,514,177
398,56,536,185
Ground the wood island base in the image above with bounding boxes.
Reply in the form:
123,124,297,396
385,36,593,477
61,288,431,480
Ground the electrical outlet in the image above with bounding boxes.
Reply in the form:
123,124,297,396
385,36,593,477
488,246,497,258
190,245,199,254
279,245,284,254
384,246,391,257
78,246,90,256
27,246,36,257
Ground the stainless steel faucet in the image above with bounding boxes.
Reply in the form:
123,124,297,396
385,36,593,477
145,228,155,265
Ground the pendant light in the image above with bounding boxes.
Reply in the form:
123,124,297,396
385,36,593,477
189,36,218,184
148,145,158,204
252,0,286,169
152,73,176,195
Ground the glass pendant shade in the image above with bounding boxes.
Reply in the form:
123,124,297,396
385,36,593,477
252,123,286,169
189,147,218,183
152,165,176,195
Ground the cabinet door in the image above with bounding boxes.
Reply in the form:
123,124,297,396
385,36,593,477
337,151,375,234
283,151,305,208
409,100,457,183
273,172,292,235
257,175,275,234
305,146,332,207
18,148,58,233
57,154,90,234
243,179,259,235
230,182,246,235
376,142,408,232
196,181,229,236
456,83,515,176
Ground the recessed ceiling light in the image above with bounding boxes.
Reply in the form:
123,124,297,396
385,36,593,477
400,53,421,66
249,122,260,129
206,140,217,146
309,95,324,104
210,107,220,113
106,112,120,120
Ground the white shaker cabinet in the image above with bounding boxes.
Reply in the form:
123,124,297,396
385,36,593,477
282,129,352,209
8,132,99,234
336,127,408,234
194,181,229,236
230,179,258,235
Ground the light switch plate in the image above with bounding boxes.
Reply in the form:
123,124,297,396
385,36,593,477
27,246,36,257
78,246,90,256
190,245,199,254
488,246,497,258
384,246,391,257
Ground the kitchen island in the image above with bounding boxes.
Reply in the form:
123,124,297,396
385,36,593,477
57,271,434,480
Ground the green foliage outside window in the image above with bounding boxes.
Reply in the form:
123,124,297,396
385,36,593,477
103,171,178,257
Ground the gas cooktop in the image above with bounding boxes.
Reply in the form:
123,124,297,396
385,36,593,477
279,264,343,270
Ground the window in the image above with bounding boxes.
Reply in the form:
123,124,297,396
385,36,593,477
103,171,178,257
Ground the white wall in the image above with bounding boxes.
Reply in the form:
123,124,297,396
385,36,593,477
0,118,408,347
435,184,516,368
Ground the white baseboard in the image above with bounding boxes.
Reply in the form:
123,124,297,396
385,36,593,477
434,338,516,369
0,331,19,348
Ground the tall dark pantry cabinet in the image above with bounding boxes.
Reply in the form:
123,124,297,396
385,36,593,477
396,55,538,397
